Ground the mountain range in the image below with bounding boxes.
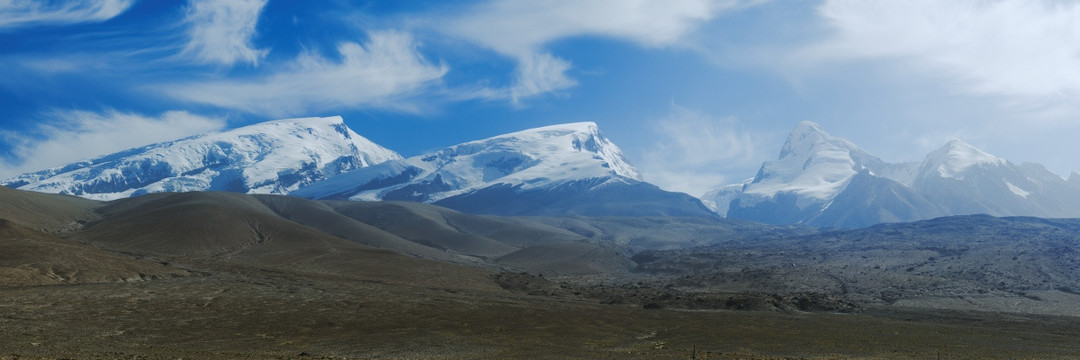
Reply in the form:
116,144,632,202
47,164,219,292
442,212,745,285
291,122,712,217
704,121,1080,228
3,117,712,218
7,116,1080,227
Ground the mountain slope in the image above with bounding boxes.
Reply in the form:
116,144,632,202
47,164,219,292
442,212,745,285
323,200,585,251
805,170,947,228
3,116,401,200
0,185,99,232
251,195,458,262
0,187,184,285
294,122,715,217
39,187,623,275
0,219,186,285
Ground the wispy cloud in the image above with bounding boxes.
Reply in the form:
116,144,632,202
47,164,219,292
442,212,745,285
182,0,268,66
814,0,1080,111
637,104,770,196
509,52,576,103
166,31,447,117
0,110,226,178
0,0,134,30
445,0,719,56
434,0,752,102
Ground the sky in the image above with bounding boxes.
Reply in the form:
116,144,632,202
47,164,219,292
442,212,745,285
3,0,1080,197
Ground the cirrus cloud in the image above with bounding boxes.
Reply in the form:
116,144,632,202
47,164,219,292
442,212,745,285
165,31,448,117
0,0,134,30
0,110,226,178
182,0,269,66
432,0,759,102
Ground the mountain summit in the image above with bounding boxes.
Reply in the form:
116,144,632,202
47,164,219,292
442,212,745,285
704,121,923,226
293,122,713,217
919,139,1006,180
3,116,401,200
745,121,891,203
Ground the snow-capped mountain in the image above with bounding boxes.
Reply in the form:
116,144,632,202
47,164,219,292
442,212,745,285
705,122,1080,228
708,121,927,227
911,140,1080,218
3,116,401,200
700,181,748,217
293,122,714,217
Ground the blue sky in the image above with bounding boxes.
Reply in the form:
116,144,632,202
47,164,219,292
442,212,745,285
3,0,1080,196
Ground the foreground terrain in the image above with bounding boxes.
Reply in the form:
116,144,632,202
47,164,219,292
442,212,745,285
1,186,1079,358
2,267,1080,359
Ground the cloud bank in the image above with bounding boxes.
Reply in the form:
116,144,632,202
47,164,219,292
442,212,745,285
816,0,1080,108
167,31,447,116
637,105,768,196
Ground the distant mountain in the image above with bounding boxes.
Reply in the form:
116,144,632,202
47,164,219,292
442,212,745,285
706,121,932,228
2,116,401,200
293,122,715,217
910,140,1080,217
705,121,1080,228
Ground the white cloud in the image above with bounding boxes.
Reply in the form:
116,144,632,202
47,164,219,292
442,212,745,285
815,0,1080,107
0,0,134,30
637,105,769,196
0,110,226,178
182,0,268,66
436,0,752,101
446,0,720,57
166,31,447,116
509,52,576,103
